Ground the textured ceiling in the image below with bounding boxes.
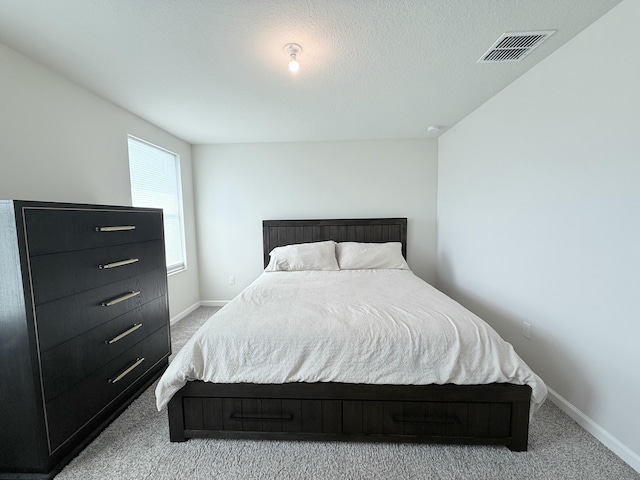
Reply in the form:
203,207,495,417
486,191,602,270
0,0,623,144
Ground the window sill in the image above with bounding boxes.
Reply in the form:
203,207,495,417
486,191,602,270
167,265,186,276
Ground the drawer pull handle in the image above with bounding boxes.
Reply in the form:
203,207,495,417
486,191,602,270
391,415,459,425
106,323,143,344
109,357,145,384
229,413,294,422
99,258,139,270
101,291,141,307
96,225,136,232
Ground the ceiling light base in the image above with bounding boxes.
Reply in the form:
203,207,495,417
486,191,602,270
283,43,302,56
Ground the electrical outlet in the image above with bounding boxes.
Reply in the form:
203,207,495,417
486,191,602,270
522,321,531,339
228,276,235,285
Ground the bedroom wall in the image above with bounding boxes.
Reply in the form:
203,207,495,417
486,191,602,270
193,139,438,301
437,0,639,470
0,42,200,321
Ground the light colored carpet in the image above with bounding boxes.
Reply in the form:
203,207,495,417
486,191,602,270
55,307,639,479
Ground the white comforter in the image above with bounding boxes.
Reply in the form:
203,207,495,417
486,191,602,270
155,270,547,415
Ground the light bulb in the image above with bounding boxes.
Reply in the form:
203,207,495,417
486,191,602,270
289,54,299,72
283,43,302,72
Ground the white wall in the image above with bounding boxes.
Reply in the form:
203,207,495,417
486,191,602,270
0,43,200,320
437,0,639,470
193,139,438,301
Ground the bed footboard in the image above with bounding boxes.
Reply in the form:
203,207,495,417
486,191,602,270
167,382,531,452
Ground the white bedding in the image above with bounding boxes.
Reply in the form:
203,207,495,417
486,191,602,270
155,270,547,415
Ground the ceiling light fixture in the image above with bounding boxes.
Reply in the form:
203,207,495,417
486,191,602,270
283,43,302,72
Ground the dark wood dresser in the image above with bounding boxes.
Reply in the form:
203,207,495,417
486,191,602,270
0,200,171,479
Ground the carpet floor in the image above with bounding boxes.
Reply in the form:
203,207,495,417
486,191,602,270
55,307,639,479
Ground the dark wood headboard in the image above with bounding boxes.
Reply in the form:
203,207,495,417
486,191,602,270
262,218,407,268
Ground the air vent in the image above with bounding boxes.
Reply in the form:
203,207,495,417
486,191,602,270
478,31,556,63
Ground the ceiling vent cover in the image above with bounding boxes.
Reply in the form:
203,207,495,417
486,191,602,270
478,31,556,63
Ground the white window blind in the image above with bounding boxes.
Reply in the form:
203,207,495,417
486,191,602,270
128,136,186,275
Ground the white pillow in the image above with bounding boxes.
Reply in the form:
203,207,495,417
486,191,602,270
336,242,409,270
265,240,339,271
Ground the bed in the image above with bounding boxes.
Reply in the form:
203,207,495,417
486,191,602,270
159,218,546,451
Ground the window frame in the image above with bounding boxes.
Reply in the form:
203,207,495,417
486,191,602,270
127,134,187,276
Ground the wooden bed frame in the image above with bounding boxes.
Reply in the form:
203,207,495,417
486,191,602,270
167,218,532,451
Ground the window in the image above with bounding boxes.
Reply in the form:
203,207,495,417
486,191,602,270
127,135,186,275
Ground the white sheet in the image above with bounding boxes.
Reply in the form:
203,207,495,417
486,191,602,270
155,270,547,416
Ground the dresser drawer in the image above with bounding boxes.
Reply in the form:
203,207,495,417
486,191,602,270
30,240,166,305
40,295,169,402
45,325,170,452
23,207,163,256
36,268,167,351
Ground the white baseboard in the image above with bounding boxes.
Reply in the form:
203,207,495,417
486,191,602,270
199,300,229,307
547,387,640,473
169,302,201,325
170,301,228,325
